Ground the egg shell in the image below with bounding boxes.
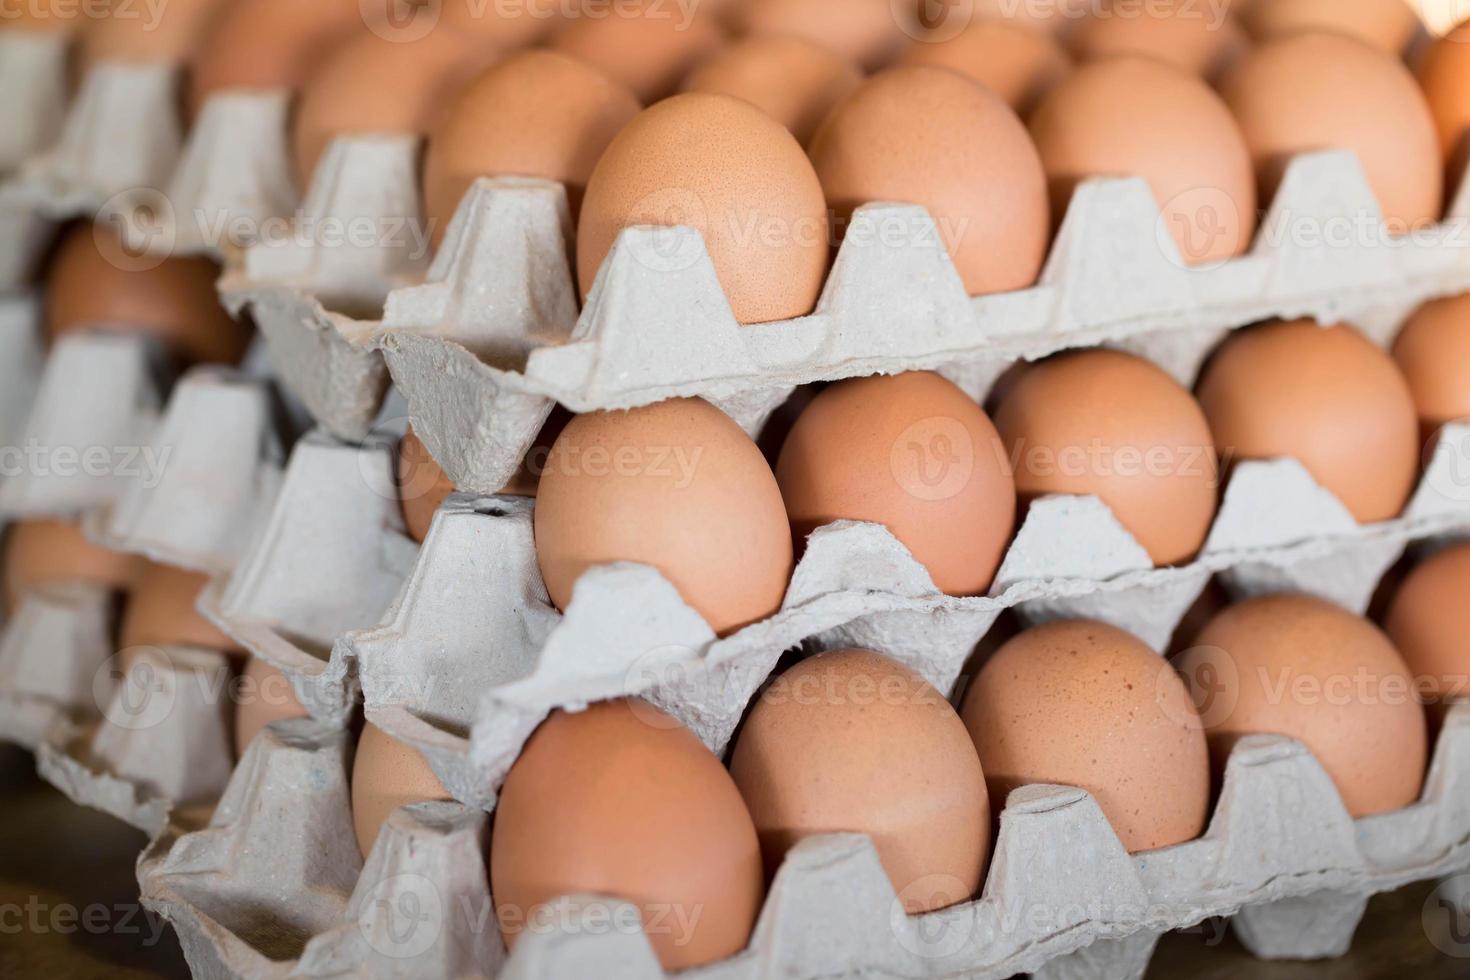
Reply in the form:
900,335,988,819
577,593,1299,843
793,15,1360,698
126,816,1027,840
291,27,498,190
1417,22,1470,187
119,562,245,658
491,699,764,971
351,722,453,858
1028,56,1256,267
398,426,457,544
549,3,724,102
808,66,1050,298
993,348,1220,567
775,372,1017,596
1068,0,1249,78
1220,31,1442,232
733,0,908,70
44,224,251,367
533,398,792,635
576,92,830,325
1385,543,1470,707
681,35,862,146
1392,293,1470,436
1196,319,1419,525
1239,0,1422,54
900,18,1072,116
1,518,142,616
729,649,990,913
232,655,310,756
78,0,230,69
1180,593,1427,818
963,619,1211,853
423,49,640,244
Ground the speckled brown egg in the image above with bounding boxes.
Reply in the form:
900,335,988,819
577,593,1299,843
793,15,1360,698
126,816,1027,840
1393,293,1470,436
1220,32,1441,231
994,349,1220,567
808,66,1049,297
492,699,763,971
1385,543,1470,708
78,0,229,70
44,224,251,367
1239,0,1422,54
550,2,724,102
118,562,243,657
900,18,1071,116
1069,0,1249,79
682,35,861,146
423,49,640,244
398,426,457,544
1029,56,1256,267
963,619,1210,853
351,722,452,857
776,372,1017,596
1197,319,1419,524
576,93,829,324
730,649,990,913
534,398,792,635
733,0,907,69
1418,21,1470,197
1180,593,1427,818
2,519,142,616
233,656,310,756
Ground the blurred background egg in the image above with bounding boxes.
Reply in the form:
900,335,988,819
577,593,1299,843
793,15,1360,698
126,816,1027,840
491,699,763,971
808,66,1049,297
1384,543,1470,710
1239,0,1423,55
351,722,452,857
118,561,243,660
1392,293,1470,436
78,0,229,72
1417,20,1470,198
776,372,1016,596
1197,319,1419,524
1,518,141,616
534,398,792,635
398,425,457,544
732,0,907,70
682,36,862,146
1068,0,1249,79
730,649,990,913
1029,56,1256,267
232,656,310,755
550,1,724,102
1179,593,1427,817
900,19,1072,116
962,619,1210,853
994,349,1219,567
577,93,829,324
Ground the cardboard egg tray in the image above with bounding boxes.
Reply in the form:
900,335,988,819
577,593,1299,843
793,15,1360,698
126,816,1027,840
0,30,70,174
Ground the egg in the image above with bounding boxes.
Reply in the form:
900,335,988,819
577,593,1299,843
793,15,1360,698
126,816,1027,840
577,93,829,325
1385,543,1470,709
2,519,142,615
78,0,230,70
962,619,1211,853
291,27,498,189
682,36,861,146
118,562,243,658
808,66,1049,297
351,722,452,857
994,349,1220,567
45,223,251,367
1239,0,1422,54
233,656,310,756
187,0,363,114
1392,294,1470,436
534,398,792,635
1029,57,1256,267
423,49,640,244
729,649,990,913
1197,319,1419,524
1068,0,1249,79
550,2,724,102
776,372,1017,596
1418,21,1470,195
402,0,556,48
900,19,1072,116
491,698,763,971
1179,593,1427,817
733,0,907,69
1220,32,1441,231
398,426,457,544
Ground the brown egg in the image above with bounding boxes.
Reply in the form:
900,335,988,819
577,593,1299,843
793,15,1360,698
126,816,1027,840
963,620,1210,853
351,722,453,857
291,27,497,189
1029,57,1256,267
233,656,310,756
577,93,829,325
187,0,363,114
733,0,907,70
119,562,243,657
44,224,251,367
730,649,990,913
1069,0,1249,79
2,519,142,615
682,36,861,146
1240,0,1422,54
1393,294,1470,436
970,0,1093,34
776,372,1017,596
397,426,457,544
534,398,792,635
549,3,724,103
78,0,229,70
994,349,1220,567
1418,21,1470,196
492,699,763,971
809,66,1049,297
423,49,640,244
1385,543,1470,707
1197,320,1419,524
900,19,1072,116
1220,32,1441,231
1180,593,1427,817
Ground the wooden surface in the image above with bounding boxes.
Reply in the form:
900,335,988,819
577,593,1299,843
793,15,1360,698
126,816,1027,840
0,743,1464,979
